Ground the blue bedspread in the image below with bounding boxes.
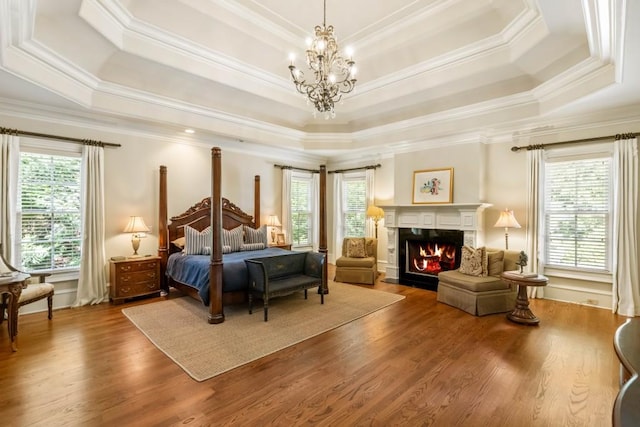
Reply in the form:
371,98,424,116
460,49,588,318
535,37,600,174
166,247,290,304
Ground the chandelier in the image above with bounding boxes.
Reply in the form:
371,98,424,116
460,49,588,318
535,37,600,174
288,0,357,119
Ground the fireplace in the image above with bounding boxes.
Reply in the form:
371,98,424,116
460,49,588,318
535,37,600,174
381,203,489,288
399,228,464,290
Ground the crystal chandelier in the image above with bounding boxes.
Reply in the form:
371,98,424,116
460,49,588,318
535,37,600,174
288,0,357,119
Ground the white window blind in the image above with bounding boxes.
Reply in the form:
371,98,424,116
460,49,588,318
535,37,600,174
18,152,82,271
544,156,611,271
290,174,312,246
343,174,366,237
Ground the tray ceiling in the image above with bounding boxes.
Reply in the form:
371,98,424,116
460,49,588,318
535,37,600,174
0,0,638,158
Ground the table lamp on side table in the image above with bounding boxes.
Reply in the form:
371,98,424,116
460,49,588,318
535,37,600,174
267,215,282,244
123,216,150,256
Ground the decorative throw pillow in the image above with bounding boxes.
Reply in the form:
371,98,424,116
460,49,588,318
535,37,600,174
222,245,232,254
244,225,268,246
222,225,243,252
171,236,186,250
184,225,212,255
486,250,505,277
458,246,486,276
346,237,367,258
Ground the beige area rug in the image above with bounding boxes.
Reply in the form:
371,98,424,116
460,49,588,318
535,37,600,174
122,282,405,381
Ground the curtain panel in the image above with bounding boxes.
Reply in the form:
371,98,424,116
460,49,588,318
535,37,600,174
612,136,640,316
526,149,544,298
74,144,108,306
0,132,19,264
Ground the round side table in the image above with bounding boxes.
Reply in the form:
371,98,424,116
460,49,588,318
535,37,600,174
501,271,548,325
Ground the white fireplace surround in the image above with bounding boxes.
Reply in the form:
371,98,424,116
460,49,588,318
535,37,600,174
382,203,491,283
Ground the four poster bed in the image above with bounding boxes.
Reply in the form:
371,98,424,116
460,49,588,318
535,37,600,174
157,147,328,324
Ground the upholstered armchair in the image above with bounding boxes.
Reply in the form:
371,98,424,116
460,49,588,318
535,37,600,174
334,237,378,285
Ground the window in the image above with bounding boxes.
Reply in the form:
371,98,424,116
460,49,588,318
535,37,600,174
290,172,313,247
543,151,612,272
17,150,82,272
342,172,366,237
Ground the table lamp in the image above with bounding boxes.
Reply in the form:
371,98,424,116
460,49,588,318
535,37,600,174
366,205,385,239
123,216,150,256
494,209,521,250
267,215,281,244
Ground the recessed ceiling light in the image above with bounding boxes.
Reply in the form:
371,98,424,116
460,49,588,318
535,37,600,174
185,129,195,134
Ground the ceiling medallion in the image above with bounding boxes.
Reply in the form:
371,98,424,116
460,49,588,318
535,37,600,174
288,0,357,119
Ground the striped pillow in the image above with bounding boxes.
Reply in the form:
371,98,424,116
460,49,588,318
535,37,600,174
223,225,243,252
241,242,265,251
244,225,268,246
184,225,212,255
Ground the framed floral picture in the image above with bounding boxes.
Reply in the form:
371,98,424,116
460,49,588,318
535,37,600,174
276,233,286,245
412,168,454,204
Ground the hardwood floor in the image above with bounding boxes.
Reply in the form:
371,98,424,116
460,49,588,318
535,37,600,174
0,266,625,426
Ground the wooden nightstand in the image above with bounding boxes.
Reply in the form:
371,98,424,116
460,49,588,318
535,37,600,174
109,256,161,304
270,243,292,250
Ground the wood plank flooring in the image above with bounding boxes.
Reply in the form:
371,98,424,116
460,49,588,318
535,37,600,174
0,267,626,426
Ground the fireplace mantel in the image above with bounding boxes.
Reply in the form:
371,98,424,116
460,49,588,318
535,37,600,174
382,203,491,284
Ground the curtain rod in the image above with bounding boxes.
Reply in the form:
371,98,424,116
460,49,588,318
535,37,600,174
0,127,121,148
510,132,637,152
274,164,320,173
328,163,381,174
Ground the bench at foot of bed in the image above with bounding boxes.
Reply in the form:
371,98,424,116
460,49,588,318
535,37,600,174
245,252,325,321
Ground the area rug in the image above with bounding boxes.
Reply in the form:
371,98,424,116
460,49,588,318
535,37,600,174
122,282,405,381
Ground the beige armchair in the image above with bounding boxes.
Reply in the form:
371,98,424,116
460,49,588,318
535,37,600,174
334,237,378,285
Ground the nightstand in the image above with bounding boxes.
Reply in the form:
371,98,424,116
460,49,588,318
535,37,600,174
109,256,161,304
270,243,292,250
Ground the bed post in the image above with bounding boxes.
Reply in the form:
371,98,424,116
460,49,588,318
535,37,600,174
254,175,260,226
209,147,224,324
158,165,169,296
319,164,329,294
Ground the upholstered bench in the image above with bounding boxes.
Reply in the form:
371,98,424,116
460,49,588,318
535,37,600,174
245,251,325,321
437,247,519,316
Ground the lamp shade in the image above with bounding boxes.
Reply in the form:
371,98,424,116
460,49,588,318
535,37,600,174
123,216,150,234
366,205,384,220
494,209,521,229
267,215,281,227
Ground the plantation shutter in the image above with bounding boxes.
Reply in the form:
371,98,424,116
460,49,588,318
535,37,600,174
290,175,311,246
19,152,82,271
544,157,611,270
343,176,366,237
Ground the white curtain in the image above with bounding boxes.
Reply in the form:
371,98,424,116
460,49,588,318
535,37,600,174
74,144,108,306
0,132,19,264
526,149,544,298
365,168,375,238
281,168,292,244
612,136,640,316
311,172,319,251
333,172,344,263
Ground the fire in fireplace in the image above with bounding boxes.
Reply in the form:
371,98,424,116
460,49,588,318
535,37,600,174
399,228,464,290
407,241,457,275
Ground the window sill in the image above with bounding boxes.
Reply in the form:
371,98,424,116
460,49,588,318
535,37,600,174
29,270,79,283
543,266,612,284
